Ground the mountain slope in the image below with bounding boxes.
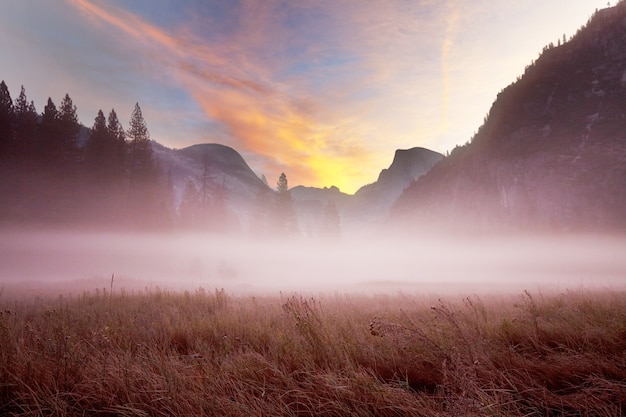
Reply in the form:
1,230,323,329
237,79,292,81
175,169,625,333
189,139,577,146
393,3,626,232
352,147,443,220
153,142,270,230
287,147,442,234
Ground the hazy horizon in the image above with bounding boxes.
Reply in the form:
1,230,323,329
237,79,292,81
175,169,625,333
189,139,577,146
2,229,624,297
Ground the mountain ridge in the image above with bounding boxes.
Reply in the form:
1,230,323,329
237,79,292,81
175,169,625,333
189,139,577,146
392,2,626,233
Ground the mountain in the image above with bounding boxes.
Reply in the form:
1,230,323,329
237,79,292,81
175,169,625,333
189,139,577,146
393,3,626,233
290,185,351,236
154,141,443,235
287,147,442,234
350,147,443,222
153,142,270,231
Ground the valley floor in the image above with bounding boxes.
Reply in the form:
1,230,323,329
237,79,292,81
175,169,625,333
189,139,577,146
0,287,624,416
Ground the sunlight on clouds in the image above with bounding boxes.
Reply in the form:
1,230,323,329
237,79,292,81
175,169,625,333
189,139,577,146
65,0,610,193
68,0,382,193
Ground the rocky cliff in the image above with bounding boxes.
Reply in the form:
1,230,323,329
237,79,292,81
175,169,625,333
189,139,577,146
393,3,626,233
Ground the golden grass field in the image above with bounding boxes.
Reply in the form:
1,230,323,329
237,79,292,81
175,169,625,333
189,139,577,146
0,286,624,416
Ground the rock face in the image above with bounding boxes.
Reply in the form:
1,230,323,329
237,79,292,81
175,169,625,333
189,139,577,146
290,185,351,236
350,147,443,224
153,142,443,235
153,143,270,231
393,4,626,233
287,147,442,234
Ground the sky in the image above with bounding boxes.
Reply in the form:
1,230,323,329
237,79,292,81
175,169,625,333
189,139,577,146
0,0,609,194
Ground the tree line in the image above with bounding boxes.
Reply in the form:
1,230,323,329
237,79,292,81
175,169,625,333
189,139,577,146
0,80,342,237
0,80,173,228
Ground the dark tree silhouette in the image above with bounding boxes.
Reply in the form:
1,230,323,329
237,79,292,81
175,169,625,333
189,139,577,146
0,81,14,157
39,97,60,167
85,110,109,181
125,102,163,227
85,108,128,185
58,94,80,145
277,172,288,193
127,103,154,183
13,86,38,157
274,172,298,235
106,109,127,178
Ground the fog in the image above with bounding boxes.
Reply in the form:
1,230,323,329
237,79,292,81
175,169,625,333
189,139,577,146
2,230,625,297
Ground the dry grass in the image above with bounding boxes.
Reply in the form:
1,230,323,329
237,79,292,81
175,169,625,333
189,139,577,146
0,287,624,416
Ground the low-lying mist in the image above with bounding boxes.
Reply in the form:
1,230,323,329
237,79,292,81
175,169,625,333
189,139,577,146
1,230,625,297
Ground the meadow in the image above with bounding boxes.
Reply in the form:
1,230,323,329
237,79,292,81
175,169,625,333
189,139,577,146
0,286,624,416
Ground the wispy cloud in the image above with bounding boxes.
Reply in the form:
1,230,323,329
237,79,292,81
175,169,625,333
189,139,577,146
68,0,385,192
62,0,608,192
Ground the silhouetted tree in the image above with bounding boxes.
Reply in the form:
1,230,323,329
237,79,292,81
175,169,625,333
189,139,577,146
85,110,109,182
277,172,288,193
13,86,38,157
58,94,80,145
274,172,298,235
39,97,60,167
106,109,127,179
127,103,154,183
0,81,14,157
38,93,80,174
125,103,160,227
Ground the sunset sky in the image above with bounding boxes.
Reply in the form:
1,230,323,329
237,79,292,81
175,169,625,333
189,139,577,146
0,1,608,193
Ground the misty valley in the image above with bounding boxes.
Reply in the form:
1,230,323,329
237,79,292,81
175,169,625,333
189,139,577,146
1,2,626,416
1,231,625,296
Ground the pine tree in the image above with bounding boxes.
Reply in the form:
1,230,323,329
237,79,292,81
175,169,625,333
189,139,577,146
277,172,288,193
40,97,60,168
58,93,80,144
274,172,298,236
85,110,109,183
13,86,38,156
127,103,154,183
107,109,127,179
125,103,159,227
57,94,80,171
0,81,14,156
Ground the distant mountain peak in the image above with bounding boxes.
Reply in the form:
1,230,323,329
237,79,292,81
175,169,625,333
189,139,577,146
376,147,444,183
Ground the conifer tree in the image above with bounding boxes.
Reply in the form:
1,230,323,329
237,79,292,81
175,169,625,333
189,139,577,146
56,94,80,172
274,172,298,235
58,94,80,146
0,81,14,156
85,110,109,183
13,86,38,156
277,172,288,193
127,103,154,183
40,97,60,167
125,103,159,227
107,109,127,178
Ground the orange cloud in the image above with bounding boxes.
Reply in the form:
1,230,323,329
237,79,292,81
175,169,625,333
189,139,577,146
68,0,378,192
